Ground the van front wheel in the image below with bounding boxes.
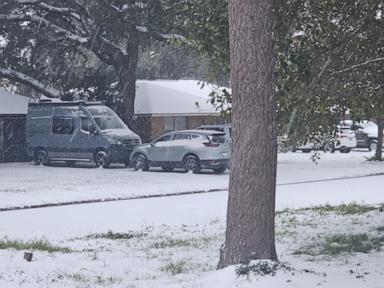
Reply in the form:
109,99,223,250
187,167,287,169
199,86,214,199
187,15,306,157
94,151,109,168
34,149,49,166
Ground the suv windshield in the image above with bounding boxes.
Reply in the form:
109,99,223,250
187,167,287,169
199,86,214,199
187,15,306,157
87,106,125,130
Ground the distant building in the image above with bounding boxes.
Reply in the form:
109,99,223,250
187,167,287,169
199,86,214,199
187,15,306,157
135,80,227,142
0,89,29,162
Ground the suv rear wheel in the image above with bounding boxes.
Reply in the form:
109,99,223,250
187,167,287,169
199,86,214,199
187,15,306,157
184,155,201,174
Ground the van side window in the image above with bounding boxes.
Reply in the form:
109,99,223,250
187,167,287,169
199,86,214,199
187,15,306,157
52,117,75,134
81,117,91,132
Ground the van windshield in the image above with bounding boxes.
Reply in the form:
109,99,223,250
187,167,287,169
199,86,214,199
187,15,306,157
87,106,125,130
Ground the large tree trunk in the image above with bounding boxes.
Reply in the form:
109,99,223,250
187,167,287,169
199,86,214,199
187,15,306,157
375,118,384,161
113,37,139,130
218,0,277,269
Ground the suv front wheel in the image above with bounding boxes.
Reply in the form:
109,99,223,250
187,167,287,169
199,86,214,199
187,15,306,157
132,153,149,171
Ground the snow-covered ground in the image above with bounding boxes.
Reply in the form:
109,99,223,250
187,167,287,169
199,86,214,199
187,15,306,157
1,151,383,209
0,151,383,287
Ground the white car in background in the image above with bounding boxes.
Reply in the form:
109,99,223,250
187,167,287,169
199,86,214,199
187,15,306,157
340,120,380,151
295,126,357,153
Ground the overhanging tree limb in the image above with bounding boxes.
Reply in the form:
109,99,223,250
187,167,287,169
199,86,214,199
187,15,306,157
136,25,193,45
335,57,384,74
0,14,88,45
0,68,61,98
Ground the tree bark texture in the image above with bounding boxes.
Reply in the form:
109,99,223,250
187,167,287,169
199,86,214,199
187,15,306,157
113,37,139,130
375,118,383,161
218,0,277,269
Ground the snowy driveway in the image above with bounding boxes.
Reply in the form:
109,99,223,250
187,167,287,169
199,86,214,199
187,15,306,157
0,151,383,209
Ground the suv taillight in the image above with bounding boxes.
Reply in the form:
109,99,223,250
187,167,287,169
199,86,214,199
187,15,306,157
203,142,219,147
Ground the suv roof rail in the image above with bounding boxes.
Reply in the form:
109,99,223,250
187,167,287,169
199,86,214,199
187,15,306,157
29,100,103,106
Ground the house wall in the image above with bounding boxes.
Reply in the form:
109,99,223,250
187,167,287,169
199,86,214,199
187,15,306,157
150,116,165,140
0,115,29,163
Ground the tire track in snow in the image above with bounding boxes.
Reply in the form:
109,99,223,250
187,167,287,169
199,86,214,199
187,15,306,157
1,172,384,212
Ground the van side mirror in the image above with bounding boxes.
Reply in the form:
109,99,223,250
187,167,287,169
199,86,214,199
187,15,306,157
90,125,97,135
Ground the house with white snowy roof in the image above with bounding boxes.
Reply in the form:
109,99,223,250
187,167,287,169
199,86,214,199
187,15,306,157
134,80,227,142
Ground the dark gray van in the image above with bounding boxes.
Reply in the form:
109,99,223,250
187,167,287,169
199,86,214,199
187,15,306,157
26,101,141,168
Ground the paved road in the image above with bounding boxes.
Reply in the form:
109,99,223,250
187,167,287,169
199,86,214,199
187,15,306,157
1,172,383,212
0,173,383,240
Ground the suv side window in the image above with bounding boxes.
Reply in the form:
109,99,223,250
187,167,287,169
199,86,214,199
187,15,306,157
155,134,172,143
52,117,75,134
191,134,200,139
173,133,190,140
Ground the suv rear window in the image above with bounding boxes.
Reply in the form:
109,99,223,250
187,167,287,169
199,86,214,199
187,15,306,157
209,134,226,144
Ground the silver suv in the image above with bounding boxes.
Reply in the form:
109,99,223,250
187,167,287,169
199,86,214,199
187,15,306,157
196,124,232,144
130,130,230,173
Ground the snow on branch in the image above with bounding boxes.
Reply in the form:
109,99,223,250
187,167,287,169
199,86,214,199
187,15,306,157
0,14,89,45
136,25,193,45
335,57,384,73
0,68,61,98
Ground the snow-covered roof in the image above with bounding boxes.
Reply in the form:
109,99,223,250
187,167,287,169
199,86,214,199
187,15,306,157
0,80,226,116
0,89,29,115
135,80,224,115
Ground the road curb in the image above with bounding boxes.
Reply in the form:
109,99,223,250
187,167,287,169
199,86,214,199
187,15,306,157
0,188,228,212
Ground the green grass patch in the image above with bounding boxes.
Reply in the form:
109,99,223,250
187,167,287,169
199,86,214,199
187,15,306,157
161,260,188,275
85,230,146,240
236,261,291,276
151,237,212,249
284,203,378,216
95,275,121,285
0,238,71,253
294,233,384,256
65,272,89,283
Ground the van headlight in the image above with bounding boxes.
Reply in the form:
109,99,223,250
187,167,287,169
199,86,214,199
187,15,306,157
109,140,122,145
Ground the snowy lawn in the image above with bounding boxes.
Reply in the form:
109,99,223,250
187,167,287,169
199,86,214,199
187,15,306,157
1,151,384,209
0,150,383,287
0,193,383,288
